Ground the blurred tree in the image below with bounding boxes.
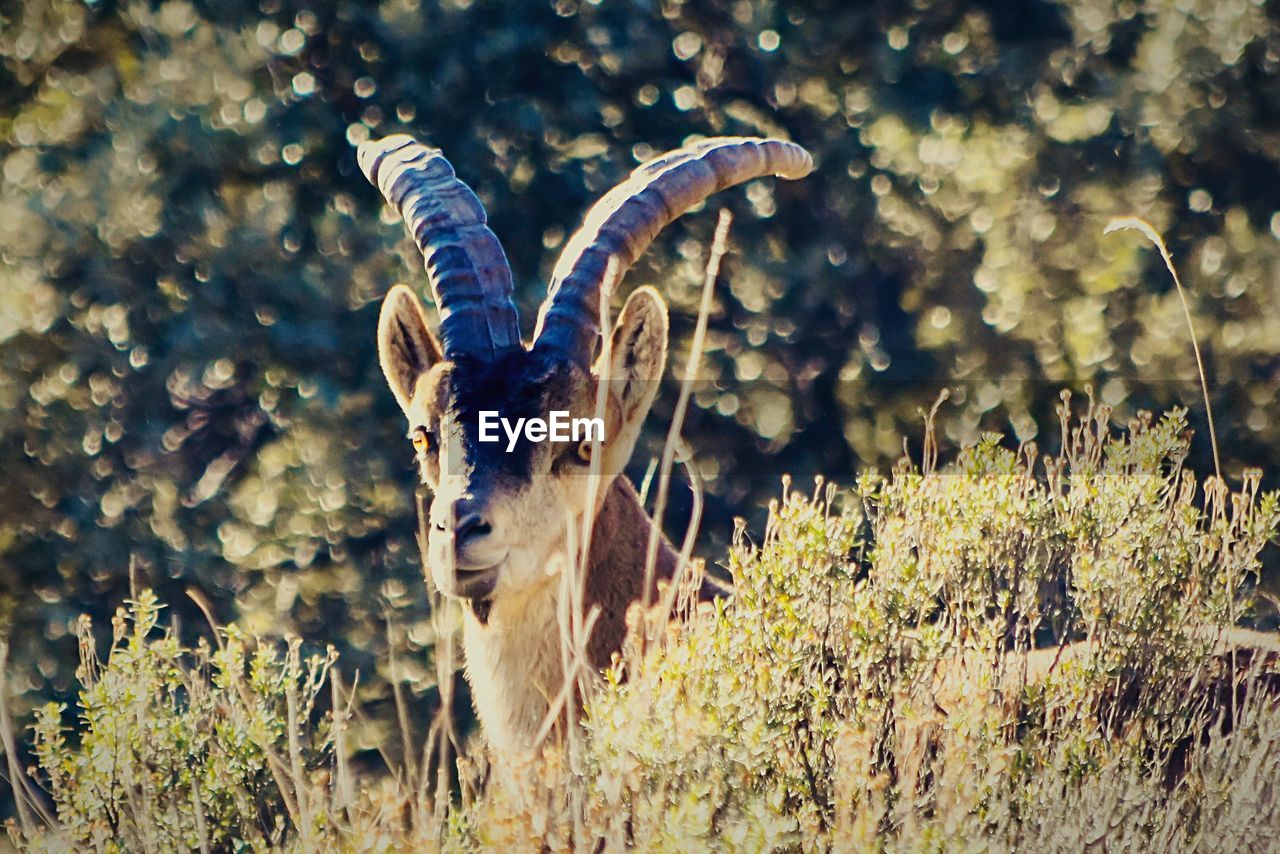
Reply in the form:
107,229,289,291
3,0,1280,767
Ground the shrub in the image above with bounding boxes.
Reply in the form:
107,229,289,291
15,590,336,851
9,401,1280,850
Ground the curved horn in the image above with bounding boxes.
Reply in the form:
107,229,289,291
533,136,813,364
358,135,522,362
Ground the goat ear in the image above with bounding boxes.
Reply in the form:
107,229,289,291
603,286,668,425
378,285,442,416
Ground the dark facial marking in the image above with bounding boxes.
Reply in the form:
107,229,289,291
442,348,582,481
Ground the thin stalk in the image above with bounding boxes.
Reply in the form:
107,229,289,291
384,615,418,798
1105,217,1221,481
641,209,733,616
284,638,312,843
0,641,53,835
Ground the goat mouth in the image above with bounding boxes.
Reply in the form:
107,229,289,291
454,550,507,575
451,563,501,600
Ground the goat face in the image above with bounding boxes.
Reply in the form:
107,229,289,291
377,283,668,606
361,133,809,613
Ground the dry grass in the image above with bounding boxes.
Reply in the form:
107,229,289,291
6,395,1280,851
1105,216,1221,481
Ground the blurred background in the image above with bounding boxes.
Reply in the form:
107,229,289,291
3,0,1280,766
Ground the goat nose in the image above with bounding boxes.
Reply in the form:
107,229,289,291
454,512,492,545
451,500,493,546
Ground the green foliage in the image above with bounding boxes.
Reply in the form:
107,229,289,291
12,405,1279,850
535,400,1280,849
7,0,1280,741
23,590,336,851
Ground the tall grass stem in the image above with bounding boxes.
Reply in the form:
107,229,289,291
1105,217,1221,481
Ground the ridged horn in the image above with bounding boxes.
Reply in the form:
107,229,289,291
533,136,813,364
358,135,522,362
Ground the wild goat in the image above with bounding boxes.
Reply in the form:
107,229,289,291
359,134,1280,778
360,134,812,758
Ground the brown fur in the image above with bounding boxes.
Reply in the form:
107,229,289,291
579,477,726,669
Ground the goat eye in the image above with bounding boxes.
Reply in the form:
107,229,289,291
411,427,431,455
577,439,595,464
